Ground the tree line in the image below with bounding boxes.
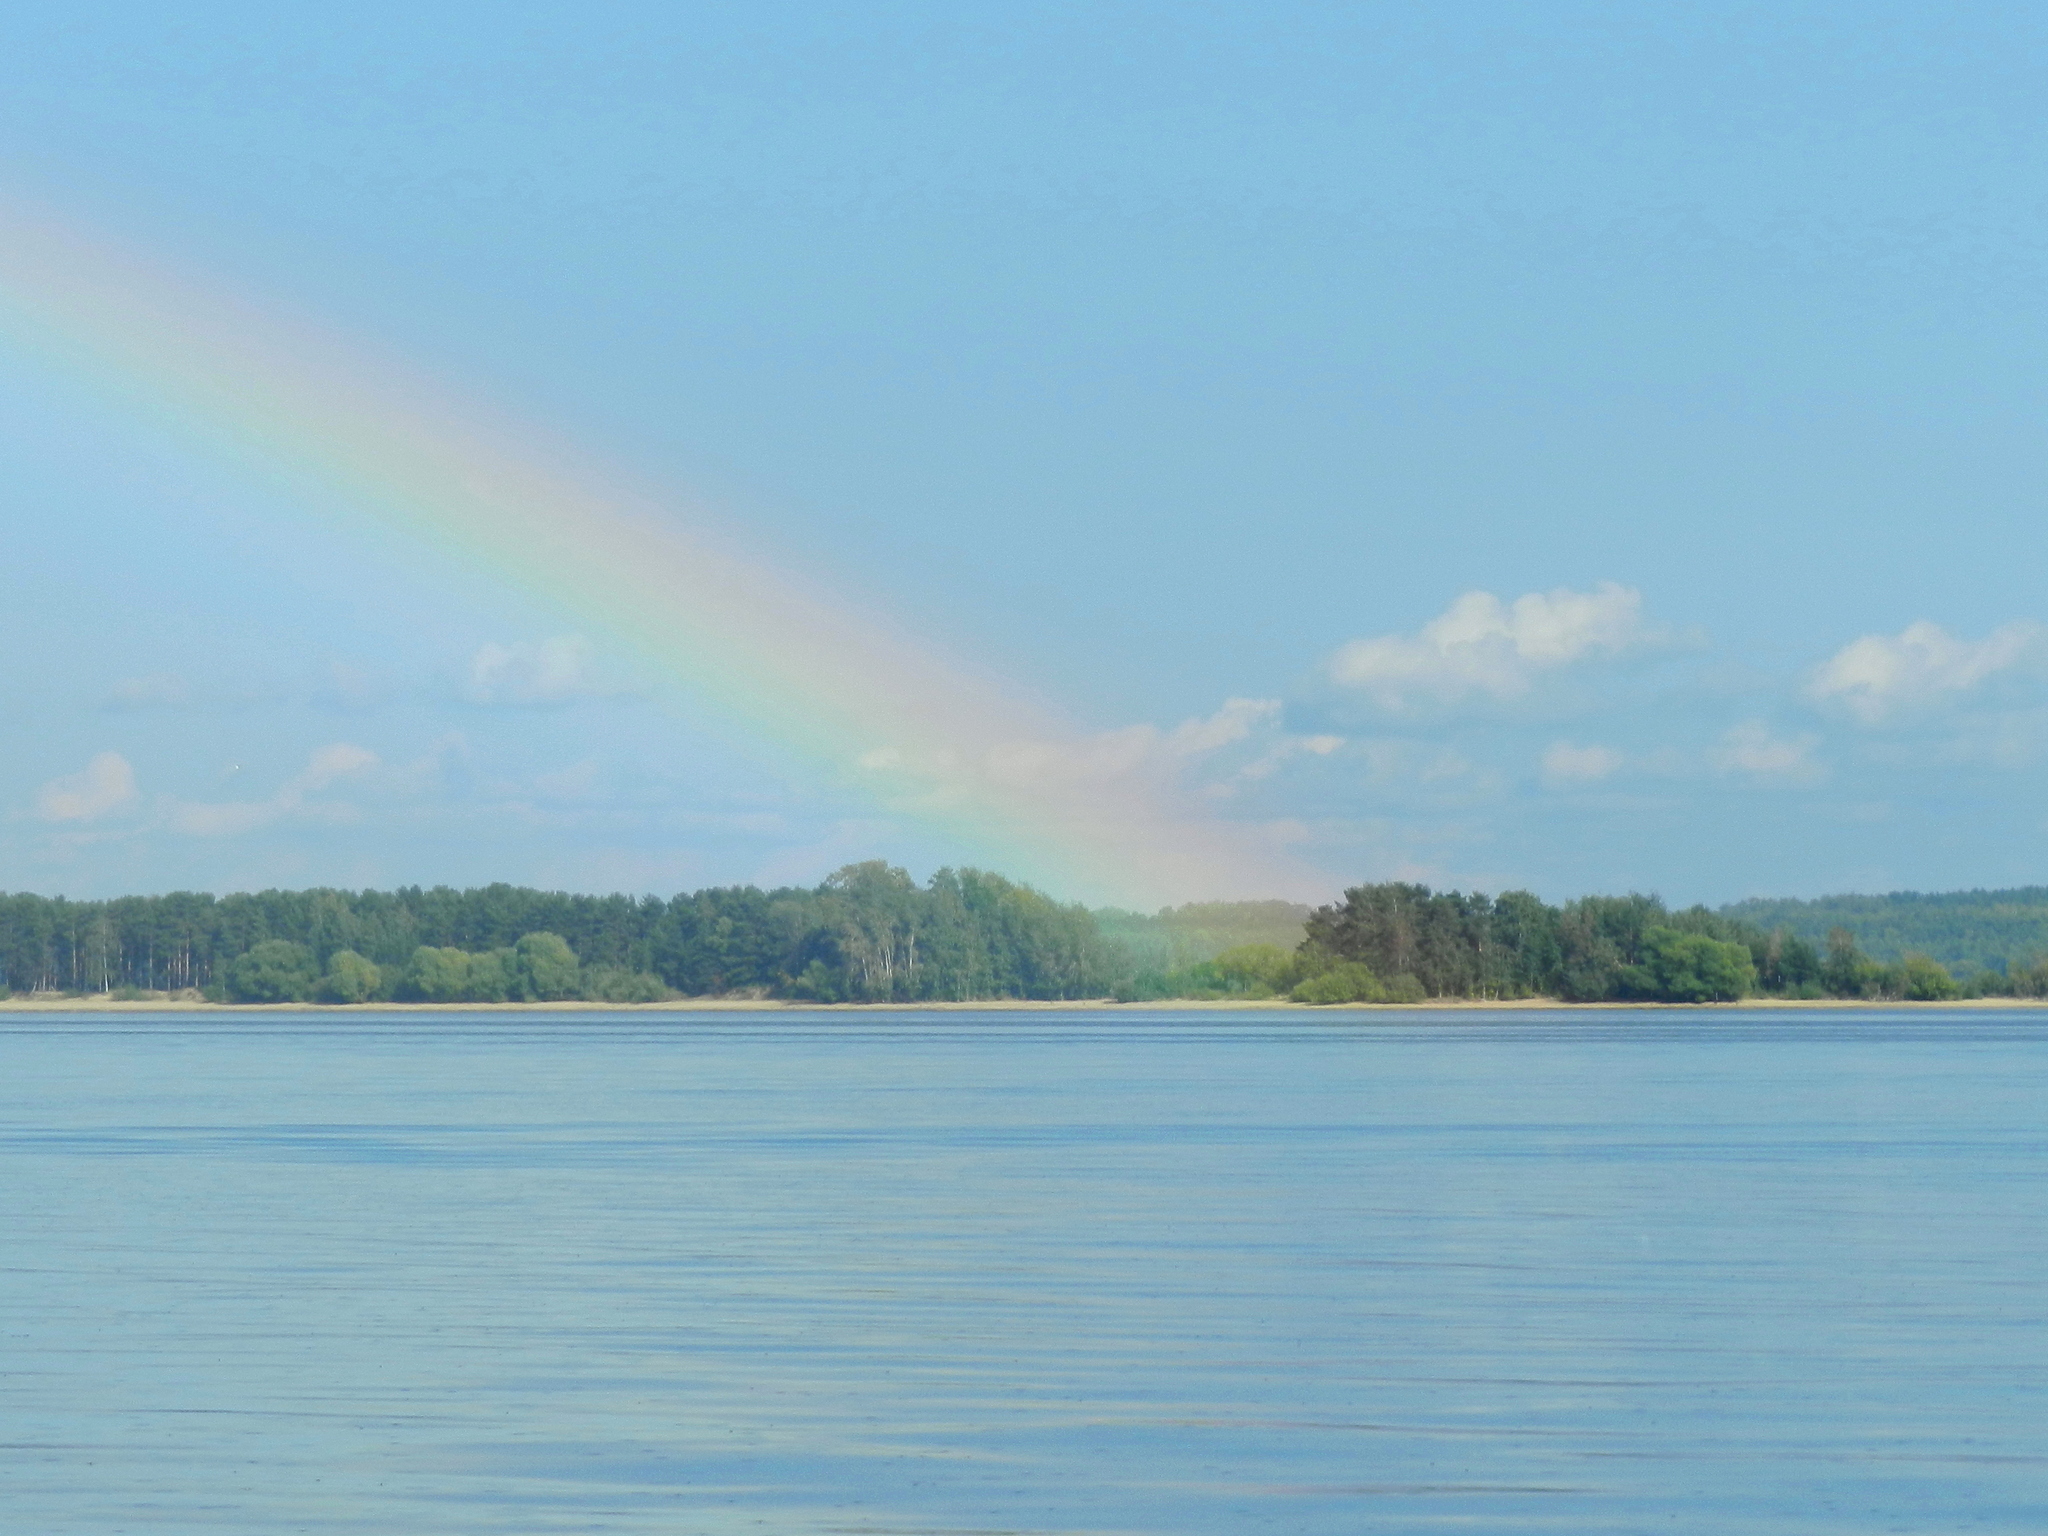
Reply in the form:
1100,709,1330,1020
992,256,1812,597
1212,883,2002,1003
0,866,2029,1005
1722,887,2048,979
0,864,1121,1003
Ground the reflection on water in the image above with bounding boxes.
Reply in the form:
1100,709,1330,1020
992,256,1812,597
2,1009,2044,1533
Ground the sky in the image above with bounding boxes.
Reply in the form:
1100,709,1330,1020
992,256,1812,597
4,2,2047,909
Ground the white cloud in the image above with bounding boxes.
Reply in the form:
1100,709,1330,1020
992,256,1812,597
466,636,611,705
1163,697,1280,756
971,698,1286,792
1235,732,1343,784
169,743,380,837
1330,582,1654,708
1714,720,1824,782
978,699,1347,803
1541,741,1624,786
35,752,140,823
1809,620,2042,724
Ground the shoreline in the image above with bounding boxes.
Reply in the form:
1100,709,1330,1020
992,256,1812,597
5,994,2048,1013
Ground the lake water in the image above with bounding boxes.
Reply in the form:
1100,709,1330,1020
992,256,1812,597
2,1008,2044,1533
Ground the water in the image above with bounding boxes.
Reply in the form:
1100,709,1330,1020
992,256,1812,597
2,1008,2044,1533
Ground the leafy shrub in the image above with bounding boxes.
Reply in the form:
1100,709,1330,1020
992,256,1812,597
582,967,668,1003
224,940,318,1003
1628,927,1756,1002
514,932,580,1001
1209,943,1295,996
1900,953,1959,1001
1380,973,1428,1003
403,946,472,1003
318,950,382,1004
1292,962,1384,1004
787,959,843,1002
463,949,515,1003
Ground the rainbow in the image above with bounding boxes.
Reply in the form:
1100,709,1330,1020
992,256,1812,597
0,196,1318,906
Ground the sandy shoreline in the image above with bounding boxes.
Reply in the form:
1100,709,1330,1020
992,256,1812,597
4,994,2047,1012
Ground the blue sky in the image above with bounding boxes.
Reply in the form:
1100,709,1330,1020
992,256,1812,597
5,2,2048,906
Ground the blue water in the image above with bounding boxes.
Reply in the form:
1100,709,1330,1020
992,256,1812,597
2,1008,2043,1533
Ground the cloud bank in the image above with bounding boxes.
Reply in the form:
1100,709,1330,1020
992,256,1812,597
1330,583,1654,708
1810,620,2042,724
35,752,139,823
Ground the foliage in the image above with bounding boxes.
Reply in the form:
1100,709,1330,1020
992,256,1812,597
515,931,580,1001
1209,943,1296,995
223,940,319,1003
1291,961,1383,1004
404,946,473,1003
1624,927,1755,1002
1900,953,1960,1001
581,967,669,1003
1300,883,1913,1004
1722,888,2048,978
0,864,1116,1004
0,868,1992,1007
1094,901,1312,978
318,950,381,1004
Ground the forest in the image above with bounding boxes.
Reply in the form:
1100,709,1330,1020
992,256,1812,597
1722,887,2048,978
0,865,2036,1005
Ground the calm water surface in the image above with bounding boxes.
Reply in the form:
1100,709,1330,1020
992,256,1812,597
2,1008,2043,1533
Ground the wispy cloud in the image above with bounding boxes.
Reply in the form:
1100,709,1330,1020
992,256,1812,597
1329,583,1657,709
1809,620,2041,724
35,752,140,823
169,744,380,837
961,698,1346,802
869,698,1300,798
1714,720,1824,782
465,636,617,705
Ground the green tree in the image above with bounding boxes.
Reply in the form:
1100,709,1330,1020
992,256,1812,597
464,948,515,1002
1379,972,1428,1003
514,931,579,1001
1630,927,1755,1002
224,939,318,1003
404,945,472,1003
1822,927,1869,997
318,949,381,1004
1900,953,1959,1001
1210,943,1294,995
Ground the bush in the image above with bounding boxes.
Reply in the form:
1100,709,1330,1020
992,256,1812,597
318,950,382,1004
1631,927,1755,1002
224,940,319,1003
403,946,472,1003
582,967,668,1003
1901,953,1959,1001
463,948,515,1003
1380,973,1428,1004
786,959,843,1002
1292,962,1384,1004
1210,943,1295,996
514,932,580,1001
